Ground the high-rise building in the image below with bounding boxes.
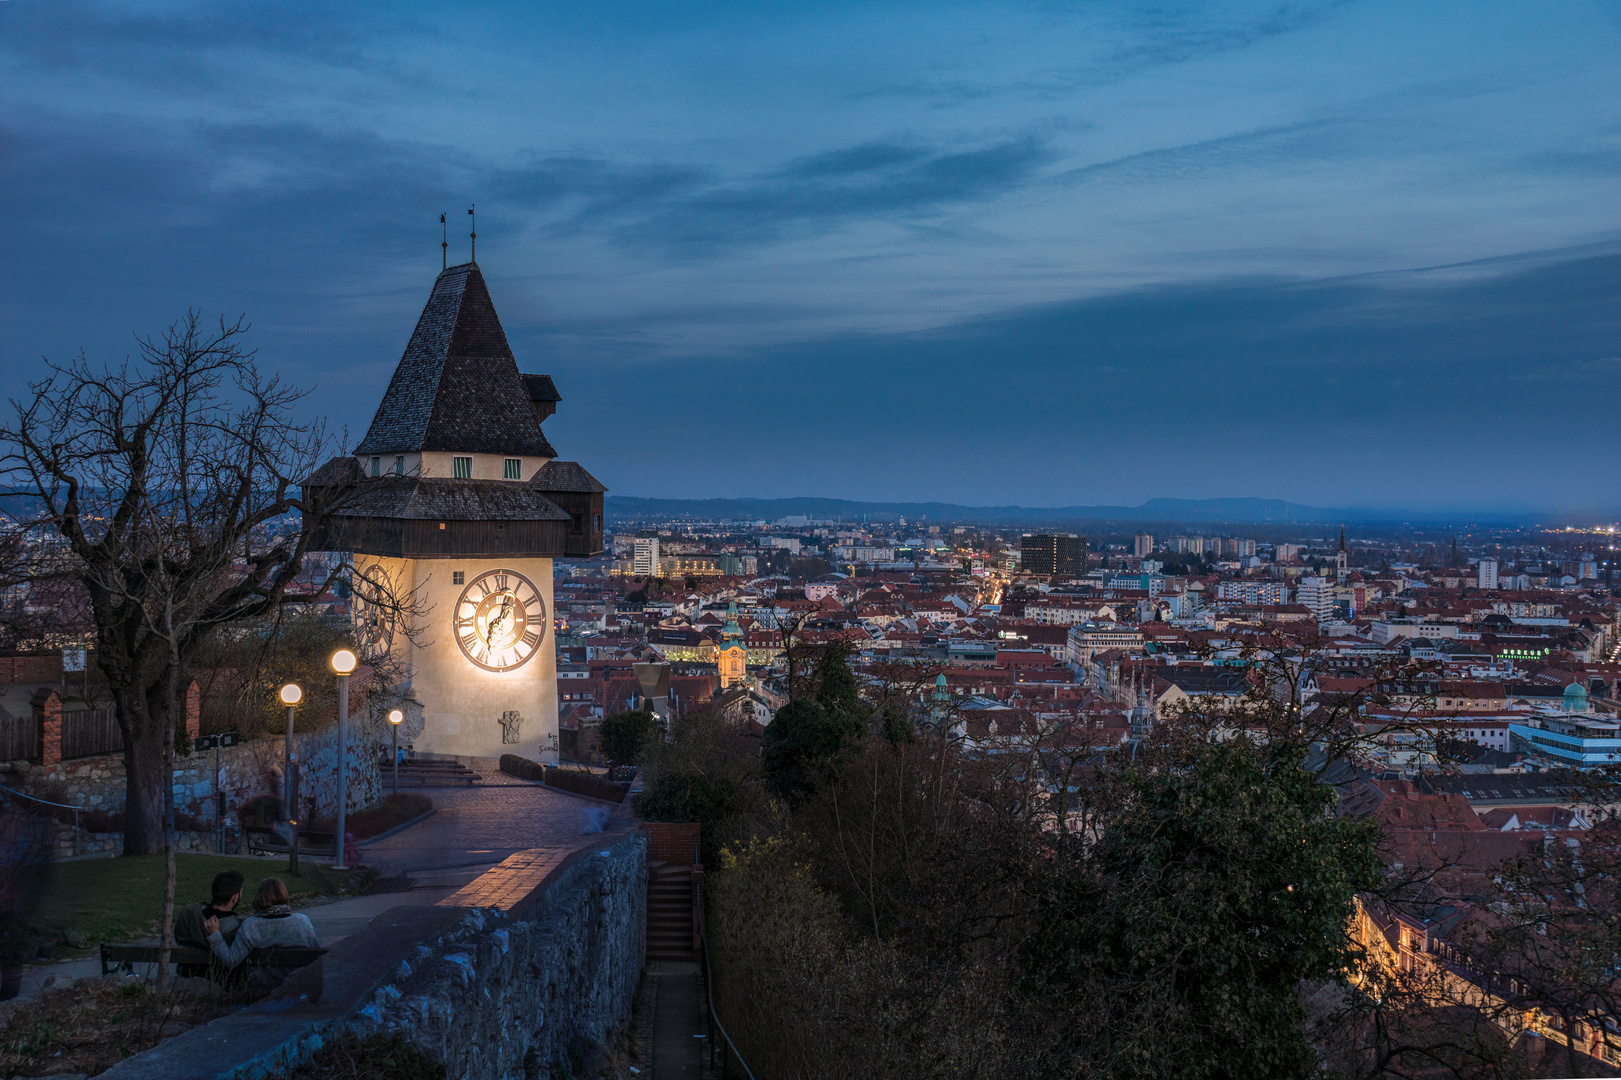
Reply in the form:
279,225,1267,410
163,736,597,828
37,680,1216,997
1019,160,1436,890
1021,533,1087,577
1477,557,1499,590
633,533,661,576
1578,552,1597,580
1133,533,1154,558
1297,575,1335,621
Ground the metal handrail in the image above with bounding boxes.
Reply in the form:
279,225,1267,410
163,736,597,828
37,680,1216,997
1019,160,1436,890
0,781,84,855
701,933,757,1080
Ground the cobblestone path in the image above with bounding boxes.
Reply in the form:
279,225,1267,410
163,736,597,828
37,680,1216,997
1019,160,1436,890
361,775,636,880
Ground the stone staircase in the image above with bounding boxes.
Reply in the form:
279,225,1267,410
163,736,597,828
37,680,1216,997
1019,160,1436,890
380,757,481,787
646,860,698,961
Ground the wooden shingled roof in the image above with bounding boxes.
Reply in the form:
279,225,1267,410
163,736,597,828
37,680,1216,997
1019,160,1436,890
530,460,606,493
355,262,557,458
335,476,572,521
521,373,561,403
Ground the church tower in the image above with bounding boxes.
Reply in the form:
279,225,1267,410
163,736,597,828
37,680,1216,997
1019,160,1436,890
1336,527,1348,585
307,262,605,762
716,602,748,688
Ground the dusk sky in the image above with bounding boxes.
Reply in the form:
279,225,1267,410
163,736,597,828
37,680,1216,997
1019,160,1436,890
3,1,1618,514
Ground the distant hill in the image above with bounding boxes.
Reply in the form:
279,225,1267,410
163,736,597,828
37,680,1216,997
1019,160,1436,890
605,495,1553,527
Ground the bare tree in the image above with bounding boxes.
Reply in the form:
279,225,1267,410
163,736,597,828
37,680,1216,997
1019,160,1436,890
0,312,366,857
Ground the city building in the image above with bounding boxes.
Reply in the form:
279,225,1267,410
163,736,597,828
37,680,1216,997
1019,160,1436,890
633,533,660,576
716,602,749,688
1133,533,1154,558
1021,533,1087,577
1297,575,1335,621
1215,581,1288,606
1478,557,1499,590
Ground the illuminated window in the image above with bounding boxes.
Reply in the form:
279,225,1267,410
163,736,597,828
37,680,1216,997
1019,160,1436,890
504,458,522,480
453,456,473,479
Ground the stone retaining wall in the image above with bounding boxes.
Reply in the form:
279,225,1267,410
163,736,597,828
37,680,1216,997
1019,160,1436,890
357,834,647,1077
97,829,647,1080
3,726,382,837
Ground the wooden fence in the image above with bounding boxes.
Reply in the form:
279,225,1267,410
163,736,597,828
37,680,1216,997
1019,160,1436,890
0,714,37,762
62,706,122,760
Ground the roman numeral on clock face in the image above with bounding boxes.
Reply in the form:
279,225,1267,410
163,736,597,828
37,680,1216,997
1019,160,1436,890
521,628,540,650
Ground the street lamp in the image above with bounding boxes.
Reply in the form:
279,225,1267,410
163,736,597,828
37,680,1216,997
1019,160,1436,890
279,683,302,872
330,649,357,870
388,708,403,798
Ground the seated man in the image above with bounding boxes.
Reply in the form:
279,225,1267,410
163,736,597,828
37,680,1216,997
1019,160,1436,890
203,876,319,989
174,870,244,979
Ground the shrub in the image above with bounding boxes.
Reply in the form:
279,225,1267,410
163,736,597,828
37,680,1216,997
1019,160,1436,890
333,793,432,840
499,753,545,781
280,1031,446,1080
635,770,743,867
542,766,627,803
598,709,658,766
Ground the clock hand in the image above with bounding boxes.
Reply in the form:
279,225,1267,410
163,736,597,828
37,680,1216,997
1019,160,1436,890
485,594,514,644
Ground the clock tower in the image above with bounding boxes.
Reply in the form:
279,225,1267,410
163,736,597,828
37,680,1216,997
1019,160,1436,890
306,261,605,762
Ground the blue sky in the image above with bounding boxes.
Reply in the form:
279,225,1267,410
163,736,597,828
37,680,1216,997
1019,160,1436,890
2,1,1618,512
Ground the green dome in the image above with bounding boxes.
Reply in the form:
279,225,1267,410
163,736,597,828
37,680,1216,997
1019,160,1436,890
1564,681,1589,711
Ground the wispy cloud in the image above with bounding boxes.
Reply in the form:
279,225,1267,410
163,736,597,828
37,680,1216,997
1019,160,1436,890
856,0,1356,107
491,135,1057,257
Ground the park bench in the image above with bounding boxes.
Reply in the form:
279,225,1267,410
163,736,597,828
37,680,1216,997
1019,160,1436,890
242,825,338,858
99,942,327,978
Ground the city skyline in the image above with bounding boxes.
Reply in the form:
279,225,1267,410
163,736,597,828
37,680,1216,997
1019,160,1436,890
2,0,1618,511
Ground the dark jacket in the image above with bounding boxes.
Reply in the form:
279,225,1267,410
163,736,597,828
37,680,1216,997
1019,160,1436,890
175,902,241,951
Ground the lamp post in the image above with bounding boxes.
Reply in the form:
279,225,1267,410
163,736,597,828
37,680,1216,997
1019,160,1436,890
330,649,357,870
388,709,403,798
279,683,302,873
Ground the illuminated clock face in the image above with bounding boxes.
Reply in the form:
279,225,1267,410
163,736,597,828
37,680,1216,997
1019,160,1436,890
453,568,547,672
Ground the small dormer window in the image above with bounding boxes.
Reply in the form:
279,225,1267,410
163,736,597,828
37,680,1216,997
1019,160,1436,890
370,456,381,477
453,456,472,479
504,457,522,480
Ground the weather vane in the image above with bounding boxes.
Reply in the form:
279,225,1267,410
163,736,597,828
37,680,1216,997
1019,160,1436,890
440,212,447,270
468,204,476,263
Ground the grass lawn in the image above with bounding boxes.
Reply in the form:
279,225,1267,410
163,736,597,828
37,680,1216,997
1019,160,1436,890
24,852,371,958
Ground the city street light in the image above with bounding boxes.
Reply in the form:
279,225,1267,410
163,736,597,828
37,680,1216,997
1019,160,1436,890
388,708,403,798
279,683,302,872
331,649,357,869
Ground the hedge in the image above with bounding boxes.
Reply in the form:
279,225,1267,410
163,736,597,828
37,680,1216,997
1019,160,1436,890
500,754,629,802
499,753,546,781
543,765,629,803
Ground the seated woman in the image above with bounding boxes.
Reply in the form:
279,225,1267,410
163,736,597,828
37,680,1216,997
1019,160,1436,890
203,876,320,988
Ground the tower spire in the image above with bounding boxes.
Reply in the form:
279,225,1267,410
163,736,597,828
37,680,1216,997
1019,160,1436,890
467,204,476,263
440,212,447,271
